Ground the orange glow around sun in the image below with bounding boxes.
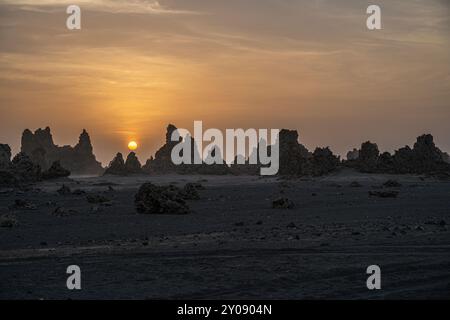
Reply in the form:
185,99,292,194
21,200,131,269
128,141,138,151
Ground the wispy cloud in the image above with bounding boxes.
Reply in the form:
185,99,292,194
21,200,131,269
0,0,199,14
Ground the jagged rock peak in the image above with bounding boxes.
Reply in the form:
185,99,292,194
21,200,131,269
125,152,142,174
75,129,94,153
166,124,178,143
0,144,11,168
104,153,127,175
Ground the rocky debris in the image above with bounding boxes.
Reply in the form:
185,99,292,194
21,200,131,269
0,144,11,169
93,182,120,186
135,182,190,215
42,161,70,180
272,197,295,209
424,219,447,226
86,194,111,204
0,188,14,194
286,222,298,228
180,183,201,200
327,182,342,188
190,182,205,190
91,206,103,214
52,207,78,217
21,127,103,175
104,153,127,175
383,180,402,188
349,181,363,187
125,152,142,174
12,199,37,210
369,190,399,198
57,184,71,195
72,189,86,195
0,214,18,228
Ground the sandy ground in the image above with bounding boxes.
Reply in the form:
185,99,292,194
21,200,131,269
0,169,449,299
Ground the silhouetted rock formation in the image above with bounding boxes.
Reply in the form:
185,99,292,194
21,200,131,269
104,152,142,175
278,129,311,175
21,127,103,175
142,125,182,174
125,152,142,174
346,134,450,176
10,152,41,183
277,129,340,176
0,169,16,187
229,153,260,175
1,146,40,186
230,139,273,175
442,152,450,164
392,134,449,174
306,147,340,176
142,124,229,175
377,152,394,173
0,144,11,169
143,125,341,176
346,148,359,161
358,141,380,173
104,153,127,175
42,161,70,180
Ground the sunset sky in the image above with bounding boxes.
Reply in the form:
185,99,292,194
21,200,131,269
0,0,449,165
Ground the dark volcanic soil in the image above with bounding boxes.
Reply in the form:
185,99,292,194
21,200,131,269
1,170,449,299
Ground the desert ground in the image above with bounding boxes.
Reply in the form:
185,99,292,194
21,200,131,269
1,169,449,299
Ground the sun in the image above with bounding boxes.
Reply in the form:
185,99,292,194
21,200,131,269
128,141,138,151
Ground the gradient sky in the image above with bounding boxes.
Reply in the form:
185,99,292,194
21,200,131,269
0,0,449,165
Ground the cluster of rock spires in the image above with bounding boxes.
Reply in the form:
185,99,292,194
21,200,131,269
1,127,102,186
345,134,450,176
276,129,341,176
21,127,103,175
141,124,229,175
0,147,70,186
104,152,143,175
2,125,450,186
111,125,340,176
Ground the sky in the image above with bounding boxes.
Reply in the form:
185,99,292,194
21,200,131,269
0,0,449,165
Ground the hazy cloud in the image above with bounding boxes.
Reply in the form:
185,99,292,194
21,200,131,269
0,0,199,14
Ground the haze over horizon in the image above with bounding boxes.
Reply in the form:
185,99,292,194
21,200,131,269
1,0,449,165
